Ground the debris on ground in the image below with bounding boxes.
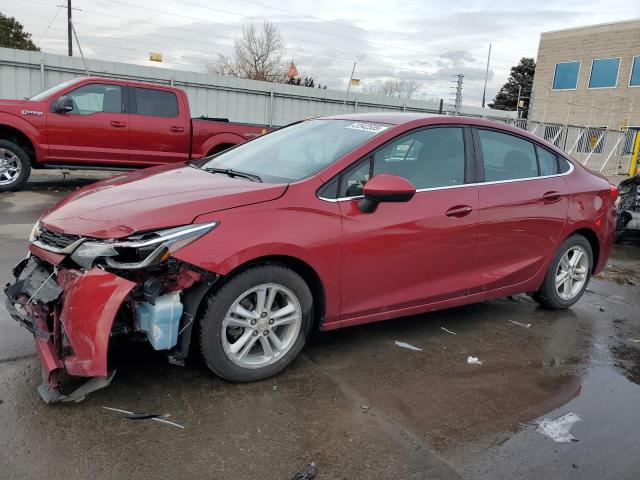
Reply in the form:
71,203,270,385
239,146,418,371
394,341,422,351
629,339,640,343
272,385,278,391
103,406,185,429
599,306,606,312
467,356,482,365
508,320,531,329
361,404,370,411
440,326,457,335
536,412,582,443
291,462,317,480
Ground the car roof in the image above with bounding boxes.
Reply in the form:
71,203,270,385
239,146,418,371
319,112,572,161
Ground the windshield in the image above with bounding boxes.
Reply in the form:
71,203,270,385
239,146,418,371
200,119,390,183
29,78,83,101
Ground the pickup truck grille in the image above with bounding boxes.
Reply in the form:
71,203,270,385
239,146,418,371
39,228,81,250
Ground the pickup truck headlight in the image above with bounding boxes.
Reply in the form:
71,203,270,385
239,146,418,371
70,222,218,270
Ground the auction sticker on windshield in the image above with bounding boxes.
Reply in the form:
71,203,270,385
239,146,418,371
345,122,390,133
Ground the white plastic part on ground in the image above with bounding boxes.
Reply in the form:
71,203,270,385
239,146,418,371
508,320,531,329
393,341,422,351
536,412,582,442
467,356,482,365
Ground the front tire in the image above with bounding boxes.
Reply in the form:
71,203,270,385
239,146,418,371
199,265,313,382
0,140,31,192
533,234,593,310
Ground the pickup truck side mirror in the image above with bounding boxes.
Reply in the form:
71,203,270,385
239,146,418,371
358,174,416,213
54,96,74,113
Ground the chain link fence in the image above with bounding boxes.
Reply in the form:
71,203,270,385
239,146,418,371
505,118,636,176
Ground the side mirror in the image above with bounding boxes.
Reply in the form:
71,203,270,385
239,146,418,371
54,96,74,113
358,174,416,213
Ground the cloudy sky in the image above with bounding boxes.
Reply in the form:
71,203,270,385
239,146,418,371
2,0,638,106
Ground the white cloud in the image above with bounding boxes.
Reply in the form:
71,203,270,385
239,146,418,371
3,0,638,105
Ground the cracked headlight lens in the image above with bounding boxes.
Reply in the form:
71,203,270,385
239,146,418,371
29,220,41,242
71,222,218,270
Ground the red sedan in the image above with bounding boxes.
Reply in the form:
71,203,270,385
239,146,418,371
5,113,617,402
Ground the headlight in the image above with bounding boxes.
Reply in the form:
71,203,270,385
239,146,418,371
29,221,41,242
70,222,218,270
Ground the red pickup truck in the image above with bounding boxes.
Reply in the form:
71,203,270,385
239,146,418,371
0,77,270,191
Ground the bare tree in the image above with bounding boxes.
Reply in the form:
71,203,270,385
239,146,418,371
205,22,286,81
379,79,421,99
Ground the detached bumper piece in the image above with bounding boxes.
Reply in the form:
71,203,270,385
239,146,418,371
4,257,135,403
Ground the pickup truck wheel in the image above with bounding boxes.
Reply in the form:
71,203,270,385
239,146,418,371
0,140,31,191
199,265,313,382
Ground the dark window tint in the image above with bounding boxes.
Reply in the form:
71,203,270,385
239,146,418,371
318,177,339,199
478,130,538,181
558,157,572,173
553,61,580,90
337,127,466,197
537,146,558,176
134,88,178,117
339,159,370,197
66,84,123,115
372,127,465,189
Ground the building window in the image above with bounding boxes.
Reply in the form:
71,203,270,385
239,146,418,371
630,56,640,87
588,58,620,88
576,127,606,154
552,61,580,90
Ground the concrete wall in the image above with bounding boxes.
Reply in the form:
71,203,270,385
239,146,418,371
531,20,640,129
0,47,515,126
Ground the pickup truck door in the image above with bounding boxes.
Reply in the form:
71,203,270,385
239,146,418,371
128,87,189,165
46,83,129,165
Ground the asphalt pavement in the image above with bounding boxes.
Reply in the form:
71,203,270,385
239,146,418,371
0,170,639,479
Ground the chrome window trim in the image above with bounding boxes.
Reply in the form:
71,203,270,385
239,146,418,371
317,160,575,203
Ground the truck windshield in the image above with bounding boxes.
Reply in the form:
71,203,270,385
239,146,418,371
29,78,83,101
199,119,390,183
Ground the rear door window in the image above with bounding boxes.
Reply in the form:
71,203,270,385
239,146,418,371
478,130,538,181
133,87,179,117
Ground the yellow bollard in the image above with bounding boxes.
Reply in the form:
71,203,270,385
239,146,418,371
629,131,640,176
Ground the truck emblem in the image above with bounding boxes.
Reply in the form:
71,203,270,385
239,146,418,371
21,109,43,116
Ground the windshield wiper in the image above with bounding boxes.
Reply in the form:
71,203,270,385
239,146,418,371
202,167,262,183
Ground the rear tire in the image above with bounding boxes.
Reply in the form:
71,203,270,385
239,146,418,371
199,264,313,382
0,140,31,192
533,234,593,310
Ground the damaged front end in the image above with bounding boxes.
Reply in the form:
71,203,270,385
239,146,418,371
616,175,640,241
4,222,218,403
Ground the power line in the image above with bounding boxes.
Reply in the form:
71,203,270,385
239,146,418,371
6,5,491,83
233,0,522,65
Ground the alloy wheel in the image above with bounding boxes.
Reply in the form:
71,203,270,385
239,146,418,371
555,246,589,300
221,283,302,369
0,148,21,185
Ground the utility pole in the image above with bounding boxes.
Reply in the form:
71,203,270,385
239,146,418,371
67,0,73,56
516,84,522,118
481,43,491,108
453,74,464,115
345,61,356,102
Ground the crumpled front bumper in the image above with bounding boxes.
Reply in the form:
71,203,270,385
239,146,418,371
4,257,135,403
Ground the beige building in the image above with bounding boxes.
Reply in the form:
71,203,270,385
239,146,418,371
531,19,640,131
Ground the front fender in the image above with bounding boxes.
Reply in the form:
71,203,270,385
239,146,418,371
0,111,46,161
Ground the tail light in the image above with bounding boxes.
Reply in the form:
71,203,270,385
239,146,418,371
610,184,618,203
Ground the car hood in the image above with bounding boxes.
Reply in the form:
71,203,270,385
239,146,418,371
40,164,287,239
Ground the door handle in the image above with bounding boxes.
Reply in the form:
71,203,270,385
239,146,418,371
445,205,473,218
542,191,563,202
170,126,185,132
110,120,126,128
